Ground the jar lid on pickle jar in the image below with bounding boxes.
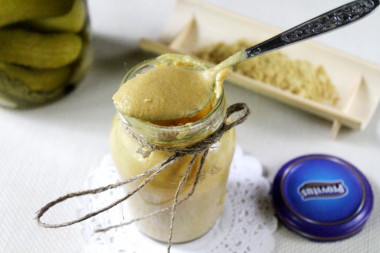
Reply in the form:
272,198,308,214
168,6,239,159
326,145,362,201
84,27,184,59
272,154,373,241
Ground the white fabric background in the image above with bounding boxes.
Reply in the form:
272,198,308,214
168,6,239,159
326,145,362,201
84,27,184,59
1,0,379,252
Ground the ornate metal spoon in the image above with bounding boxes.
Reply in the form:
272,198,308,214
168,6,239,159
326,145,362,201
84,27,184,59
217,0,379,70
162,0,376,119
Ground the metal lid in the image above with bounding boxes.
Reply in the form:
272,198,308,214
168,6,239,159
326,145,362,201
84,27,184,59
272,154,373,241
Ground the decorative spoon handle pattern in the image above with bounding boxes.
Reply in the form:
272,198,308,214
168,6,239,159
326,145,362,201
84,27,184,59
244,0,379,58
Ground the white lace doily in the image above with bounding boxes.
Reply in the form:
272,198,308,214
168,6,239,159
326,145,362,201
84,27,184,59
80,146,277,253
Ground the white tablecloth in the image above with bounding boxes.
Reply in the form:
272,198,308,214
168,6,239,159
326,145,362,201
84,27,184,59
1,1,379,252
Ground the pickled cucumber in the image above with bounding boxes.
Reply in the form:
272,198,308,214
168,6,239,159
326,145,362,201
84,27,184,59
0,62,71,91
25,0,86,33
0,29,82,68
69,38,92,84
0,0,75,27
0,62,71,104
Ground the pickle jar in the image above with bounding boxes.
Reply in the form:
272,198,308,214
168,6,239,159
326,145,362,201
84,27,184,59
0,0,91,108
110,59,236,243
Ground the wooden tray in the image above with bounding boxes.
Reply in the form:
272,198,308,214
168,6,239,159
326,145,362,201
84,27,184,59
139,0,380,138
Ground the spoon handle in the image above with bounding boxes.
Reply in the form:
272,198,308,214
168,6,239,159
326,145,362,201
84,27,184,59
244,0,379,59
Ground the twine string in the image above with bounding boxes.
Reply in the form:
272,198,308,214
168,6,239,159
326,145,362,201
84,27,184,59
36,155,180,228
95,150,208,234
122,103,250,155
35,103,250,252
167,153,199,252
167,149,210,252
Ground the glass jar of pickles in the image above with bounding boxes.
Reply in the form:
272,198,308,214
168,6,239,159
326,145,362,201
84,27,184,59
0,0,91,108
110,59,236,243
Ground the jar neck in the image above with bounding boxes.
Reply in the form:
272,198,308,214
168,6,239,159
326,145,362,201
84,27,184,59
118,92,227,148
116,57,226,148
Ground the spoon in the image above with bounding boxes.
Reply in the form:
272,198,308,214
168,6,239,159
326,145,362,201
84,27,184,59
118,0,379,122
186,0,380,117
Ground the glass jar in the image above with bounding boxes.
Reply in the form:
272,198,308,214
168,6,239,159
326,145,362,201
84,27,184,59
110,59,236,243
0,0,91,108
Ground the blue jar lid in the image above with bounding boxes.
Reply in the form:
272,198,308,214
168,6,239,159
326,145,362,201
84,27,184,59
272,154,373,241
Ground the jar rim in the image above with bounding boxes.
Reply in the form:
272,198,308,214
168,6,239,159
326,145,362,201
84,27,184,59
119,58,225,129
116,57,226,145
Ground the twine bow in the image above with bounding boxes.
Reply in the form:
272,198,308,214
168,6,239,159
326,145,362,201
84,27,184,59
36,103,250,253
